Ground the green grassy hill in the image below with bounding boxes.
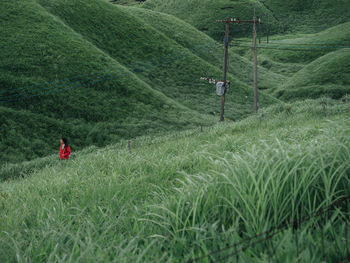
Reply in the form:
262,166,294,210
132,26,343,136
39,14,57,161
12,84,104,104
1,98,349,262
264,0,350,27
1,0,217,163
139,0,350,101
229,22,350,99
274,49,350,100
1,0,279,164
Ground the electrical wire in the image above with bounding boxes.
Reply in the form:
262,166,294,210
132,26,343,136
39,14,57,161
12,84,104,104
230,43,350,51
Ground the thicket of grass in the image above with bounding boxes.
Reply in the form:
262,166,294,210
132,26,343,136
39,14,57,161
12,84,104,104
1,98,349,262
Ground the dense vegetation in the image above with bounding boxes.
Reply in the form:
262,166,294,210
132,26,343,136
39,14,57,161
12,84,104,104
1,98,349,262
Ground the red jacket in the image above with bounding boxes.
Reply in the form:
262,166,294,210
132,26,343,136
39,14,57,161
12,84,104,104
59,143,71,160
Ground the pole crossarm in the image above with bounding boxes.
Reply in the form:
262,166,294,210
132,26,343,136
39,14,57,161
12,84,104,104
200,77,230,85
216,19,262,24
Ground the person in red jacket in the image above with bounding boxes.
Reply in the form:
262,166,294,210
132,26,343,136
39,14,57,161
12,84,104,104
59,137,71,160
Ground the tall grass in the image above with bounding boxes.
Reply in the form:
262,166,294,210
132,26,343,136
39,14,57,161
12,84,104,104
0,98,349,262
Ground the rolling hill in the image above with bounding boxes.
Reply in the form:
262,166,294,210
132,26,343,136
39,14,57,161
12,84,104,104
1,0,278,164
128,0,350,101
228,22,350,98
275,48,350,100
1,0,216,163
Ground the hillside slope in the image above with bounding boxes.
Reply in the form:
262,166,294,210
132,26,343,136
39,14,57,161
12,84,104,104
0,0,213,163
1,98,349,262
275,49,350,100
1,0,282,163
37,0,277,114
230,22,350,98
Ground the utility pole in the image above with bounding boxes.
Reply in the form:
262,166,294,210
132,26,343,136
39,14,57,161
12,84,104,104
253,5,258,114
222,7,262,114
266,12,270,44
216,17,241,121
220,18,230,122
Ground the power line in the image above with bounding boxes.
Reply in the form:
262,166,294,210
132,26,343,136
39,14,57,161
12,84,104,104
231,39,350,46
230,44,350,51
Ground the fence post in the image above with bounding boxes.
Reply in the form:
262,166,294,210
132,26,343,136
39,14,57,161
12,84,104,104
321,213,326,262
293,219,299,262
128,140,132,153
346,198,349,260
321,101,327,116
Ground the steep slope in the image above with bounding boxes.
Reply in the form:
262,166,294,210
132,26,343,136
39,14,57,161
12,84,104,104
0,0,212,163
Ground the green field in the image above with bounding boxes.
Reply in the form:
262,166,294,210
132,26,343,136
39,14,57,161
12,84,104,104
1,0,350,262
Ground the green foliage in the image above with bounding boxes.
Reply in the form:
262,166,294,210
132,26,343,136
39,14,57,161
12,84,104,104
0,98,349,262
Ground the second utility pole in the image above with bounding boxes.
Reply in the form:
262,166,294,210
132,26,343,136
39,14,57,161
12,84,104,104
253,5,258,114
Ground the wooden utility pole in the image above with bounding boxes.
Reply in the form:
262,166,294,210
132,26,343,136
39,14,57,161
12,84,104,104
253,5,258,114
220,19,230,122
266,13,270,44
